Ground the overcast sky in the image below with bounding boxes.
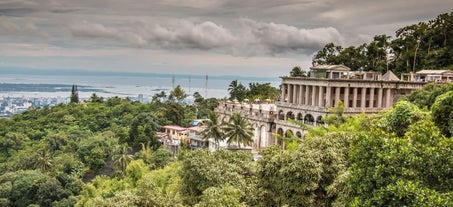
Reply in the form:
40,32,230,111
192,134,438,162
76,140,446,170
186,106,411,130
0,0,451,77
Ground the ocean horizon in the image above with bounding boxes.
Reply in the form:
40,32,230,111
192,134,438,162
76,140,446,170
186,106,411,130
0,69,281,99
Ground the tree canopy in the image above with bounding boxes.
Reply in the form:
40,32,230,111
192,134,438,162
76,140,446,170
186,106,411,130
312,12,453,75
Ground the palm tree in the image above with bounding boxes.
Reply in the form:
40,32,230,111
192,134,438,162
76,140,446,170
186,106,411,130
201,112,225,149
34,149,53,172
290,66,307,77
223,113,254,148
112,144,133,175
228,80,246,101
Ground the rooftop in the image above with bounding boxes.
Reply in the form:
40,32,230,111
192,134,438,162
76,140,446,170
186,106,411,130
310,64,351,71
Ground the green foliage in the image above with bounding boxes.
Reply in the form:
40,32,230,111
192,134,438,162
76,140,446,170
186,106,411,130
89,93,103,103
70,84,79,103
247,82,280,101
169,85,188,103
349,113,453,206
2,170,72,207
405,82,453,109
228,80,280,101
289,66,307,77
223,113,254,148
148,162,182,195
257,132,353,207
180,149,254,205
128,112,160,148
77,175,133,206
195,185,246,207
150,148,175,169
10,170,47,206
379,101,427,137
112,144,133,175
76,132,116,173
0,95,220,206
125,159,147,184
312,12,453,73
431,90,453,136
201,112,225,148
323,100,346,127
36,177,71,207
164,102,185,126
228,80,247,101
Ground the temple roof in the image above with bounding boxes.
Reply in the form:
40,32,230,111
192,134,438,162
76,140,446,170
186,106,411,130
382,70,400,81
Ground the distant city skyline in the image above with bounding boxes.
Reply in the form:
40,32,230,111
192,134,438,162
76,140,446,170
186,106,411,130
0,0,451,77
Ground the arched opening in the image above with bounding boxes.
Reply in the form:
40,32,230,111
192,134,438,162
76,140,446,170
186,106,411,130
304,114,315,125
277,128,284,136
316,116,325,126
285,130,294,138
296,131,302,138
278,110,285,120
276,128,284,146
297,112,303,121
286,111,295,120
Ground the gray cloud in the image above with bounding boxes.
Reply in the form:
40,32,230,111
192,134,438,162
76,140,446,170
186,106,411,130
69,18,341,55
145,21,236,49
239,18,342,54
0,17,47,36
1,0,451,76
70,21,146,47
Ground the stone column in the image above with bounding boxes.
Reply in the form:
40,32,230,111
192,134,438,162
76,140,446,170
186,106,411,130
318,86,324,107
369,88,375,108
312,85,317,106
288,84,293,103
280,84,286,102
335,87,341,107
326,86,332,108
361,88,367,108
299,85,304,104
377,88,383,108
385,88,392,108
352,87,358,108
293,85,298,104
344,87,350,108
305,85,310,105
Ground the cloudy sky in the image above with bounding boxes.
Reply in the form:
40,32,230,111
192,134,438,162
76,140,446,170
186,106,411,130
0,0,451,77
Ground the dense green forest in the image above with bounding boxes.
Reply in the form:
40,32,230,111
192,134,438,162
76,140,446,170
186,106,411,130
0,81,452,206
0,12,452,206
312,12,453,75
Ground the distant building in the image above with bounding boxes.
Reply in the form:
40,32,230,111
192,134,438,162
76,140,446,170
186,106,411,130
215,99,278,150
275,65,427,138
214,65,442,150
161,120,214,154
401,70,453,82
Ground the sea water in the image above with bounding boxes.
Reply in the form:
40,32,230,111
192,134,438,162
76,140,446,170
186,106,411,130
0,72,281,100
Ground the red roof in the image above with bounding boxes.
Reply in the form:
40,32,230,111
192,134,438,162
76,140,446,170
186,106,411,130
163,125,187,131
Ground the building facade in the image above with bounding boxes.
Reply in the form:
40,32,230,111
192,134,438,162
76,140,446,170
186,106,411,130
214,65,453,150
275,65,427,138
215,99,278,151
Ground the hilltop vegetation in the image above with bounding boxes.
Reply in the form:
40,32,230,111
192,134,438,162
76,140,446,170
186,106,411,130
0,79,452,206
312,12,453,75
